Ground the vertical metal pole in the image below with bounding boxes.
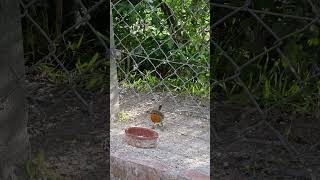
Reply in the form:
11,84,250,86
110,2,119,122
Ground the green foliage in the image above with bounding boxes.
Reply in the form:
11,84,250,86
23,0,209,97
114,0,209,98
213,0,320,114
36,63,68,83
120,69,209,98
22,1,108,91
26,151,63,180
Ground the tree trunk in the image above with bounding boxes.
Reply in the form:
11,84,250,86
0,0,30,179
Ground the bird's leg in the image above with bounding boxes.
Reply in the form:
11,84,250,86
160,124,164,131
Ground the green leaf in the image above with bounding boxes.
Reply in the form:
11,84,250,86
85,77,99,89
263,79,271,100
307,38,319,46
76,33,84,49
151,13,159,25
88,53,99,68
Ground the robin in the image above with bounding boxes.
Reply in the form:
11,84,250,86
150,105,164,130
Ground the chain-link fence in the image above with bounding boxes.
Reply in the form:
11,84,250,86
110,1,210,178
212,0,320,179
1,0,109,179
1,0,320,179
112,0,210,118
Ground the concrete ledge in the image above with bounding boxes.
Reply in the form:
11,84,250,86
178,169,210,180
111,153,210,180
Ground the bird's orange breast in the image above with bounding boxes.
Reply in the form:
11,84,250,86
150,112,161,123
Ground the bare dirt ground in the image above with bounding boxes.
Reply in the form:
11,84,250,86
111,89,210,178
25,77,320,179
26,78,108,179
212,103,320,179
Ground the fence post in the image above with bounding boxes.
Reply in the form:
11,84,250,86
0,0,30,179
110,2,120,122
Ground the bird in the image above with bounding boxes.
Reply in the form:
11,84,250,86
150,105,164,130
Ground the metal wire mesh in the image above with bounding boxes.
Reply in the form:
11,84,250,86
112,0,210,117
212,0,320,179
1,0,320,178
1,0,108,178
111,2,210,178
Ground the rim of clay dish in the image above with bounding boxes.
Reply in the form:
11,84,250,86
125,127,159,140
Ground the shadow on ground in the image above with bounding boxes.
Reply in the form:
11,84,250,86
212,103,320,179
26,79,109,179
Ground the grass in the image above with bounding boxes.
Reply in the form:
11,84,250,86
215,54,320,116
119,70,210,99
25,151,66,180
22,0,320,117
117,111,129,123
22,0,210,101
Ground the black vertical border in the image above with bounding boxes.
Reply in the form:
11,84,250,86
209,0,214,179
